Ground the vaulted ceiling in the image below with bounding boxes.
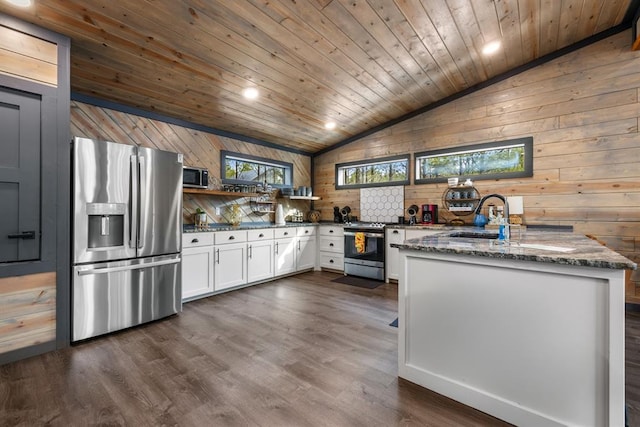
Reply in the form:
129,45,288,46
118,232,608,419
0,0,637,154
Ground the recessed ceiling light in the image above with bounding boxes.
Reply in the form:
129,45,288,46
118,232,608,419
482,41,501,55
324,121,336,130
242,87,259,100
5,0,32,6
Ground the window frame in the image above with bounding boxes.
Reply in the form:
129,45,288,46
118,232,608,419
413,137,533,185
334,154,410,190
221,150,293,188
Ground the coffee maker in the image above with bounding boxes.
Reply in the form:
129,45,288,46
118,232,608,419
421,204,438,224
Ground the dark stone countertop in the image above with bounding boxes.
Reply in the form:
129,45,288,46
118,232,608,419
392,229,637,270
183,222,316,233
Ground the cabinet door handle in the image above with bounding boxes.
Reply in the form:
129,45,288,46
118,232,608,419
329,259,334,263
228,235,235,240
329,229,334,233
259,233,264,238
191,238,199,243
216,248,220,264
275,242,279,254
329,243,334,247
393,230,399,234
284,231,289,236
305,230,309,234
8,231,35,239
248,245,252,259
298,241,301,250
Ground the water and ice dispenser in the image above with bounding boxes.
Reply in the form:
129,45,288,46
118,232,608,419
86,203,126,249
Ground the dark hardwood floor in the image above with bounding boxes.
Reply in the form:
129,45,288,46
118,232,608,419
1,271,638,426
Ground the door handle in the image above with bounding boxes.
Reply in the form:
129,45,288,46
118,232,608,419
248,245,252,259
275,242,279,254
216,248,220,264
329,229,334,233
137,156,146,249
130,155,138,249
329,243,334,247
259,233,264,238
228,235,235,240
393,230,399,234
8,231,35,239
191,238,199,243
77,257,180,276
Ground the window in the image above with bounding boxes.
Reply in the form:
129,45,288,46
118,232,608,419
335,155,409,189
414,137,533,184
221,151,293,187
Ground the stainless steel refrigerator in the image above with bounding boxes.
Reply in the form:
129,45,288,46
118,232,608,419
72,137,183,342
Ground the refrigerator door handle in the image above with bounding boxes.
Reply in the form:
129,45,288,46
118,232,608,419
138,155,146,250
130,154,138,249
77,257,181,276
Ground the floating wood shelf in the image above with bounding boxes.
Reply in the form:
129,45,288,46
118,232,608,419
183,188,259,197
288,195,321,200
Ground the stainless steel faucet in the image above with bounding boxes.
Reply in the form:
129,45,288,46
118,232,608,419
474,193,510,221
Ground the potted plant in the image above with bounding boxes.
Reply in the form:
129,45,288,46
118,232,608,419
194,207,207,229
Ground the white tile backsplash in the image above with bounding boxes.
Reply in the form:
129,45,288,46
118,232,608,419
360,186,405,223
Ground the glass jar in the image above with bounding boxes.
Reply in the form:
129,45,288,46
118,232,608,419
229,204,242,226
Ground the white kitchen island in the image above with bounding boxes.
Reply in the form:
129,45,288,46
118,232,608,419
394,230,636,427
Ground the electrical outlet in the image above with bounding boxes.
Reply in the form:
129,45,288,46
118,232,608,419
215,207,221,216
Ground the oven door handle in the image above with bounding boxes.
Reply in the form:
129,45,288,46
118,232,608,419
344,231,384,238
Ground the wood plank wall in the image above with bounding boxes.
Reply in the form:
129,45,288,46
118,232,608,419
0,272,56,354
314,30,640,301
0,24,57,86
70,101,313,225
0,22,59,358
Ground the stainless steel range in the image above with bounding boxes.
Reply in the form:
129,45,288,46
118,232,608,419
343,222,385,280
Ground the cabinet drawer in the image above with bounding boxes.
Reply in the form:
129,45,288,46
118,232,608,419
214,230,247,245
247,228,274,241
320,236,343,253
320,253,343,270
296,226,316,237
320,225,344,237
182,232,214,248
274,227,296,239
386,229,405,244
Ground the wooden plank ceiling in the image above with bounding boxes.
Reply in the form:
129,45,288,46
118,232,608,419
0,0,634,153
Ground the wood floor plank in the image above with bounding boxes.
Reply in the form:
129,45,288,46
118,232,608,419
9,271,639,425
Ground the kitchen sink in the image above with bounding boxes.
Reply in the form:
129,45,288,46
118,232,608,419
448,231,499,239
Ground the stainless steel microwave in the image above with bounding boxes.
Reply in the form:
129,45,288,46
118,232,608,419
183,166,209,189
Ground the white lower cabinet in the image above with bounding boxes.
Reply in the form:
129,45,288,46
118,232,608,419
214,230,248,291
274,227,297,276
182,233,215,300
319,225,344,271
296,235,316,271
386,227,444,282
214,242,247,291
183,225,318,300
385,228,405,282
247,229,275,283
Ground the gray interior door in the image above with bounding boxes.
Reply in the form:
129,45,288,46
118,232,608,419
0,87,41,263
